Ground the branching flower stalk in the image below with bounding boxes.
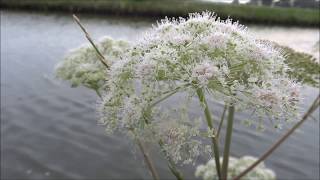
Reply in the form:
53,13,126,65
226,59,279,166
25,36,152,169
196,88,222,179
158,140,185,180
136,138,160,180
221,105,235,180
217,104,227,138
143,104,185,180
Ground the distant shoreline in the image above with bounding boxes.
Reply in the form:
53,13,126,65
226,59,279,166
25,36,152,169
1,0,319,27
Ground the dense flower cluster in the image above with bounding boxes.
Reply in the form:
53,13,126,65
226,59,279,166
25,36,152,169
195,156,276,180
146,111,208,165
56,12,300,165
99,12,299,133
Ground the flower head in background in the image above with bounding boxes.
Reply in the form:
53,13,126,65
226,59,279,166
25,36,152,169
55,37,130,91
195,156,276,180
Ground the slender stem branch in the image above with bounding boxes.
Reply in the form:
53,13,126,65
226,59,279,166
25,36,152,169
221,106,235,180
72,14,110,68
217,104,227,138
144,107,184,180
95,89,102,98
159,140,184,180
196,88,222,179
150,83,189,107
136,138,160,180
96,92,160,180
233,94,320,180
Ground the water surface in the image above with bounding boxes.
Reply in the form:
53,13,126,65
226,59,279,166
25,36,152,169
1,10,319,180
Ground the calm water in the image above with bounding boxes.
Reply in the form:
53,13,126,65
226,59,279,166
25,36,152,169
1,10,319,180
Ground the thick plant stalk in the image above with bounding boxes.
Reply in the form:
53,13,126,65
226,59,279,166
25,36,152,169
73,14,110,68
221,106,235,180
233,94,320,180
136,139,160,180
217,104,227,138
196,88,222,179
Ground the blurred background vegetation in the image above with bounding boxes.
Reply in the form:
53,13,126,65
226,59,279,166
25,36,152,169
1,0,319,26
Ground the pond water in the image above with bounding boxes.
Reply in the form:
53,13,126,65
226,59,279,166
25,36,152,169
1,10,319,180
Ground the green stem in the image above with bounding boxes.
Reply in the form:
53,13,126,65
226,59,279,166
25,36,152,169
196,88,222,179
136,138,160,180
95,89,102,98
144,107,184,180
96,91,160,180
150,83,189,107
217,104,227,138
73,14,110,68
159,140,184,180
221,106,235,180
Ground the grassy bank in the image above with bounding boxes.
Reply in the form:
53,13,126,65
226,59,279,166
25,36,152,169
1,0,319,26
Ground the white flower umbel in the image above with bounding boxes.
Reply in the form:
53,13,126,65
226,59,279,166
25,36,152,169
96,12,300,164
57,12,301,166
195,156,276,180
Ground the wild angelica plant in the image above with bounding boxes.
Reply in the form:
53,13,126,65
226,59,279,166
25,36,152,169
55,12,313,180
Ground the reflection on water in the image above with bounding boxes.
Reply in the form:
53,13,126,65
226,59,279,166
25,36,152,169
1,10,319,180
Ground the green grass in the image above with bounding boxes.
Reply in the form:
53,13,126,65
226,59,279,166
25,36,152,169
1,0,319,26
